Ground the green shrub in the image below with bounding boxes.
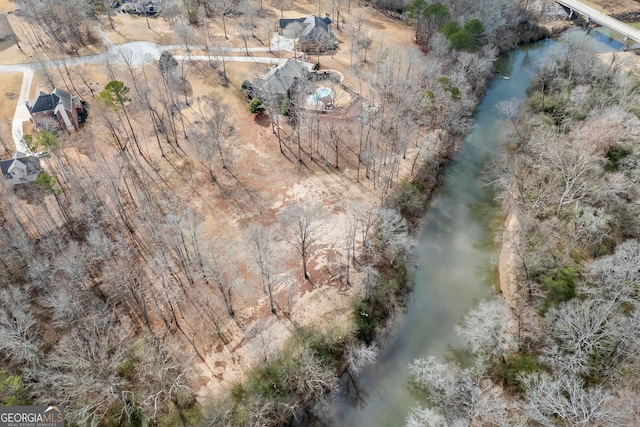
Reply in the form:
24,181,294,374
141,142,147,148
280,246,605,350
117,356,136,381
249,98,264,114
127,405,144,427
464,19,485,43
281,98,291,116
173,388,197,410
490,353,546,394
596,236,616,257
352,264,408,343
388,180,427,227
0,371,27,405
604,145,632,172
23,134,34,151
293,327,344,369
539,265,578,314
353,298,377,343
437,77,461,100
441,19,485,51
528,92,568,126
160,404,202,427
449,30,475,50
230,382,247,403
441,21,459,37
35,173,61,195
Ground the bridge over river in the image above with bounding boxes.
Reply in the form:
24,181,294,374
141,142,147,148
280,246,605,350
557,0,640,45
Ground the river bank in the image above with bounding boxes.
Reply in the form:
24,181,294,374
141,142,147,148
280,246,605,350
320,35,564,426
328,6,640,425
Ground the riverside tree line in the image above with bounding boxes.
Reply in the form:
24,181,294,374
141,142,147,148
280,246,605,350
406,30,640,426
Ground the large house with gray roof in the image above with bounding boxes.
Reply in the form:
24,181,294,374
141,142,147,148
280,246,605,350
251,59,311,104
26,88,86,132
279,14,335,53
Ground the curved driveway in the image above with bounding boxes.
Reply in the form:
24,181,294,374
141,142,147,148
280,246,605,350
3,30,296,156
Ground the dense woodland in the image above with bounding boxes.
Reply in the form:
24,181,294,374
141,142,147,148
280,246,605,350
0,0,583,425
407,30,640,426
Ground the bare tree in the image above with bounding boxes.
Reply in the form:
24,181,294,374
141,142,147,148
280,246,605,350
274,0,290,19
283,21,304,60
529,130,603,216
456,298,516,363
202,250,237,317
520,373,630,426
211,0,237,40
181,0,201,25
408,356,511,426
289,348,338,402
346,342,379,374
193,95,234,171
248,319,275,363
249,223,278,314
372,208,413,266
0,286,41,368
543,297,638,379
239,1,259,55
279,198,326,281
496,97,524,142
343,213,357,286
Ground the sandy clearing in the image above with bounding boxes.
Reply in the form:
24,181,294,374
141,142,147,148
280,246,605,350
596,50,640,77
498,212,519,304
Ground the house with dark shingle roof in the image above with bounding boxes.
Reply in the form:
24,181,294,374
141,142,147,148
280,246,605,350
251,59,311,103
0,156,42,186
279,14,334,53
27,88,85,132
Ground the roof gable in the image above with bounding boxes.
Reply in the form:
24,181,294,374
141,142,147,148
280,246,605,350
29,88,77,114
30,92,61,114
0,157,41,181
279,18,303,29
252,59,309,97
53,87,73,112
280,15,332,40
16,157,42,176
0,158,14,177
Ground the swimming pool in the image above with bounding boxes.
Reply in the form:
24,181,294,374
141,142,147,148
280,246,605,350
312,87,332,102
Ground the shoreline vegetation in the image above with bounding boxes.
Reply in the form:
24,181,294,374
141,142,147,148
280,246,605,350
406,16,640,427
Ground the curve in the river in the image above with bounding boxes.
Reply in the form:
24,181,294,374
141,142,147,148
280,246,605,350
325,27,620,427
324,39,557,427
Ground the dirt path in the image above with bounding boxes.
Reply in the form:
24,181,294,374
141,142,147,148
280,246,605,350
499,212,519,304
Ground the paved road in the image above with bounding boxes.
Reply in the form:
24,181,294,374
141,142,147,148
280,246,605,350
0,41,289,74
4,30,295,157
557,0,640,43
174,55,285,64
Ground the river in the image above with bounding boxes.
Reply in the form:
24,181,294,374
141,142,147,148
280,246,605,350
321,37,568,427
